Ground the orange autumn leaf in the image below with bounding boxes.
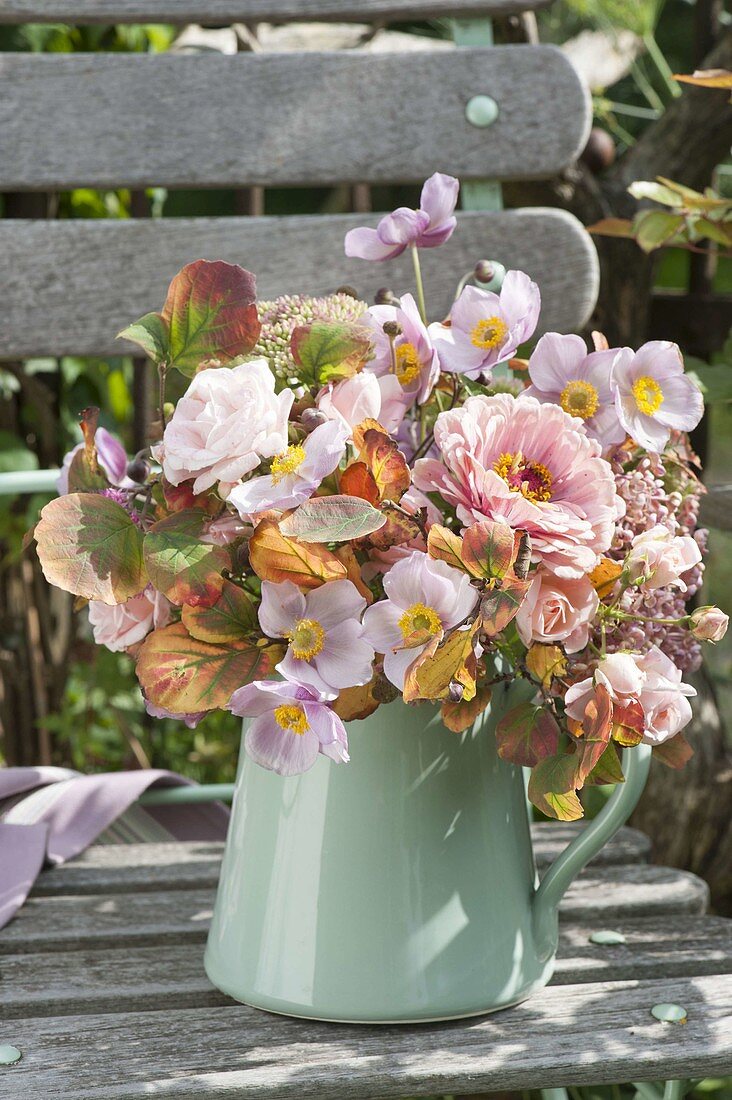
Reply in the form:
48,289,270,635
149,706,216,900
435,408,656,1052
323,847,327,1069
249,520,347,589
441,682,492,733
340,461,380,505
354,426,410,503
589,557,623,600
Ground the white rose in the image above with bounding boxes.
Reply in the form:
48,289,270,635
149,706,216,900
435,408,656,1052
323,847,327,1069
160,359,293,495
88,588,172,652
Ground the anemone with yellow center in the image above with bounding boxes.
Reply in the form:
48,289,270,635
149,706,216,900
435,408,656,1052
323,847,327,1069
273,703,310,736
394,342,422,388
471,315,508,351
270,443,306,484
559,379,600,421
398,602,442,643
632,375,664,416
287,617,326,661
494,450,553,503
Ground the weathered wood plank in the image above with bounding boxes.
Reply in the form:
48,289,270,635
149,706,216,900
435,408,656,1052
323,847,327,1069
2,916,730,1019
0,0,554,25
0,49,589,189
2,865,708,955
0,209,598,359
1,975,730,1097
32,826,651,897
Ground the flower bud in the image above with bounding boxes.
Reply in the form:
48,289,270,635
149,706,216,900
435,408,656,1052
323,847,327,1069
126,456,150,483
382,320,402,339
448,680,464,702
300,407,328,433
375,288,398,305
336,284,359,299
473,260,506,289
689,606,729,643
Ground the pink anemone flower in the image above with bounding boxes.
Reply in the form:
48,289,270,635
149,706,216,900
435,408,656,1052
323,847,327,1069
316,372,406,437
612,341,704,452
362,292,440,407
228,680,349,776
524,332,626,450
228,420,347,518
414,393,622,579
428,271,540,379
258,578,375,699
362,550,478,690
344,173,459,261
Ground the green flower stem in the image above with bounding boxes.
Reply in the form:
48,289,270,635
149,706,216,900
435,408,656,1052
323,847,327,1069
631,58,666,113
158,362,168,432
643,32,682,99
411,244,428,325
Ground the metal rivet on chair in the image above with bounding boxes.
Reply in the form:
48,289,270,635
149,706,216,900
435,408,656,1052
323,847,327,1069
589,929,626,945
0,1045,22,1066
651,1003,688,1024
465,95,499,128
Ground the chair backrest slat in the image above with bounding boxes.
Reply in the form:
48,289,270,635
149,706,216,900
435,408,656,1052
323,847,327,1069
0,48,588,190
0,210,598,360
0,0,552,25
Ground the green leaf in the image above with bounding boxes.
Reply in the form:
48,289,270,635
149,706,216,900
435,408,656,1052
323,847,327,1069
117,311,170,364
693,216,732,247
584,743,625,786
35,493,146,605
686,359,732,403
290,322,372,385
143,509,231,608
0,431,39,474
634,210,685,253
66,446,110,492
279,495,386,543
136,621,281,713
628,180,684,208
528,753,584,821
495,702,560,768
181,579,257,643
161,260,260,376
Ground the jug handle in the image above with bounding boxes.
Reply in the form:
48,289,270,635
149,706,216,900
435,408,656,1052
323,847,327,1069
532,743,652,958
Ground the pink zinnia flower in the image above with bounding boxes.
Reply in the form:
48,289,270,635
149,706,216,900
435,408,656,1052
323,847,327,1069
524,333,625,450
344,173,459,261
228,680,349,776
229,420,347,517
57,427,129,494
362,292,440,407
565,647,695,746
626,524,702,592
516,570,599,654
428,271,540,379
613,341,703,452
258,579,374,699
87,586,171,652
316,372,405,437
362,550,478,690
414,394,621,578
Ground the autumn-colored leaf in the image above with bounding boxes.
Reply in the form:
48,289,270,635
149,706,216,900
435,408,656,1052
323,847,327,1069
249,519,347,589
136,622,281,713
143,510,231,608
351,418,386,451
279,495,386,543
35,493,146,605
332,679,381,722
654,734,694,769
340,462,379,506
333,544,373,603
291,321,372,385
427,524,467,572
495,701,560,768
366,503,422,551
674,68,732,90
528,753,584,821
181,579,257,643
587,217,635,239
462,520,516,580
479,572,532,637
403,623,480,703
611,699,645,746
357,427,410,503
579,682,614,743
441,682,492,733
67,407,110,492
583,742,625,786
161,260,260,376
589,557,623,600
526,644,567,689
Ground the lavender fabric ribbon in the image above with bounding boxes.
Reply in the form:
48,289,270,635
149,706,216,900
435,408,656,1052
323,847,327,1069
0,767,230,930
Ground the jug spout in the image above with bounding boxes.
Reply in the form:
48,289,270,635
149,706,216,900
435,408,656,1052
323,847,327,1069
531,743,652,960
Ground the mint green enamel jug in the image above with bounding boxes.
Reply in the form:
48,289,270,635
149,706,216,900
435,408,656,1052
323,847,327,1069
204,685,651,1022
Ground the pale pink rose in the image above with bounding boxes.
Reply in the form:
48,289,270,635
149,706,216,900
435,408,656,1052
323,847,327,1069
613,341,704,452
159,359,293,496
565,646,695,746
516,571,599,654
626,524,702,592
87,587,172,652
316,372,405,436
414,393,621,578
689,606,729,643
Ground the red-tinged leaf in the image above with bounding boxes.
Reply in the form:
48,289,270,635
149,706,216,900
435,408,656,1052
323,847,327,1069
653,734,694,769
427,524,467,572
291,321,373,385
366,503,422,551
357,427,411,503
117,311,169,364
181,579,257,643
143,509,231,608
479,572,532,637
495,701,560,768
441,682,493,733
525,644,567,689
528,754,584,821
581,682,614,743
67,407,109,492
583,742,625,787
331,679,381,723
403,623,480,703
249,519,347,589
161,260,260,376
587,217,635,239
136,622,281,713
35,493,146,605
279,495,386,543
611,699,646,746
462,520,516,580
340,462,379,506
